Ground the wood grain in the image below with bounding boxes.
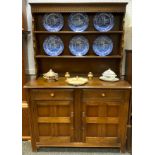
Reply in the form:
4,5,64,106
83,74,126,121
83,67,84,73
38,117,71,123
24,77,131,89
31,89,73,100
86,117,119,124
30,3,127,13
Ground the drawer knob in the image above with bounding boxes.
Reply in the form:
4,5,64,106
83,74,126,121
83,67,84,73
50,93,55,97
101,93,105,97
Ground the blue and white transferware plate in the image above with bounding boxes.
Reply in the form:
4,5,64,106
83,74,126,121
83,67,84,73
68,13,89,32
43,13,64,32
69,35,89,56
93,36,113,56
93,13,114,32
43,35,64,56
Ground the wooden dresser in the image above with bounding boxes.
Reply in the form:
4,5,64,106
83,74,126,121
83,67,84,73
25,2,131,153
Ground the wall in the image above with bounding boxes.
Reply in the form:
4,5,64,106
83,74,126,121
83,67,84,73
25,0,132,75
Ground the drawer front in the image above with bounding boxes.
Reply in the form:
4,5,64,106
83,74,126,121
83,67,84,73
83,89,124,100
31,89,73,100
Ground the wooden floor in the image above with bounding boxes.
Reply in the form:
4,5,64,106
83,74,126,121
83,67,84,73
22,141,130,155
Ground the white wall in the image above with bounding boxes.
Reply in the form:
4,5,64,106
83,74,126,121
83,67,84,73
25,0,132,75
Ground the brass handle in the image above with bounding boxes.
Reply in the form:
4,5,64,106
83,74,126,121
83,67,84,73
70,112,74,117
82,112,85,117
50,93,55,97
101,93,105,97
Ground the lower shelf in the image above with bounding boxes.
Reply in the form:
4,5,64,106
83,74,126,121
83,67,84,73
36,136,120,148
36,142,120,148
37,142,120,148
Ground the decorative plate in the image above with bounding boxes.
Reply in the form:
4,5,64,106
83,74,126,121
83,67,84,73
68,13,89,32
93,13,114,32
43,35,64,56
66,76,88,86
99,76,119,82
69,35,89,56
93,36,113,56
43,13,64,32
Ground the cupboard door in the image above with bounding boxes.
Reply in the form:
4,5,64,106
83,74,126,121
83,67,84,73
32,100,74,145
82,100,122,147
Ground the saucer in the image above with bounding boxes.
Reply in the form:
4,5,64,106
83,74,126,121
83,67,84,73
99,76,119,82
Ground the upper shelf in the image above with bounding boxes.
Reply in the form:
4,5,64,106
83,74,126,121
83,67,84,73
35,55,122,59
22,29,31,35
33,31,123,34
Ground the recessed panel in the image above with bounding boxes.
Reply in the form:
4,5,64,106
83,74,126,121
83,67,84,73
107,105,120,117
86,124,98,137
106,124,118,137
86,106,99,117
37,105,50,117
38,123,50,136
57,124,70,136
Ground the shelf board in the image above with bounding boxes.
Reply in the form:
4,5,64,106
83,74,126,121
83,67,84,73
33,31,123,34
22,29,31,35
35,55,122,59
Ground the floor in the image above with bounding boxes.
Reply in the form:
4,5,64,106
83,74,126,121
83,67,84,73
22,141,130,155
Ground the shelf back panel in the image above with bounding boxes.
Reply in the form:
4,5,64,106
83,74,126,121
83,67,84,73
36,59,120,77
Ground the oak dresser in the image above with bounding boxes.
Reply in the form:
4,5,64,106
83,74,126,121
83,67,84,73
24,2,131,153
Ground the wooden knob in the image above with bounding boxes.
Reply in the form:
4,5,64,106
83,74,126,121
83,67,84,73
50,93,55,97
101,93,105,97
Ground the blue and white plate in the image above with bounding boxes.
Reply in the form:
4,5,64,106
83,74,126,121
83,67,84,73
93,13,114,32
43,13,64,32
93,36,113,56
68,13,89,32
43,35,64,56
69,35,89,56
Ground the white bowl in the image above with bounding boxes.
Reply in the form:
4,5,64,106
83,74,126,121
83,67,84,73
102,68,117,77
99,76,119,82
102,74,117,79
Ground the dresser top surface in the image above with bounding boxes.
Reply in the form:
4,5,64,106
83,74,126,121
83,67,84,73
24,77,131,89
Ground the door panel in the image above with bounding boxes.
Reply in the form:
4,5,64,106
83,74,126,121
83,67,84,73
106,124,118,137
33,100,74,144
82,100,122,145
38,123,70,136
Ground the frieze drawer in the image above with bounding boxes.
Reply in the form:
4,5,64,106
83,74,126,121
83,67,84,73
31,89,73,101
82,89,124,100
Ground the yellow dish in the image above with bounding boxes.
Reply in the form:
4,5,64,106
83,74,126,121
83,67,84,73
66,76,88,86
